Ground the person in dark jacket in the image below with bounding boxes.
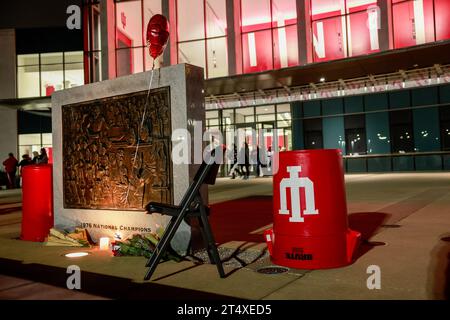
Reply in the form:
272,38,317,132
18,154,32,174
2,153,18,189
37,148,48,164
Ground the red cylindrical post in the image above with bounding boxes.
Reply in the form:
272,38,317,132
21,164,54,242
265,149,360,269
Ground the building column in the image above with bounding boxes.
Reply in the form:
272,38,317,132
297,0,311,65
0,29,16,99
378,0,390,51
161,0,171,67
100,0,116,80
225,0,237,76
0,106,18,165
0,29,18,161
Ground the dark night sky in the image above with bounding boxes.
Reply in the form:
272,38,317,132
0,0,84,29
0,0,85,53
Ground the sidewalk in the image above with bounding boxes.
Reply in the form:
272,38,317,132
0,173,449,299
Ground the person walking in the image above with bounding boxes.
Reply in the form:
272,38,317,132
228,143,242,179
2,153,18,189
239,142,250,180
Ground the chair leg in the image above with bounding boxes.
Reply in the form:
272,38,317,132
145,216,176,267
199,206,225,278
144,210,187,280
198,216,215,264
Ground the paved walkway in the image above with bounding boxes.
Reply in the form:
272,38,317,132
0,173,449,299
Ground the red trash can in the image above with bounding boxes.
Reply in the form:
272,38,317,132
265,149,360,269
21,164,54,242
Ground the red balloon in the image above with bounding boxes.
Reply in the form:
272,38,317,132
146,14,170,60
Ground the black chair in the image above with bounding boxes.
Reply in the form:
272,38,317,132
144,151,225,280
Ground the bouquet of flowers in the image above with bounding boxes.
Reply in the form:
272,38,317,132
111,229,182,262
44,228,91,247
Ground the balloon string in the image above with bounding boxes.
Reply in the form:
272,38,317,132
126,65,155,204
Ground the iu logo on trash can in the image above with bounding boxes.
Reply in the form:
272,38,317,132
279,166,319,223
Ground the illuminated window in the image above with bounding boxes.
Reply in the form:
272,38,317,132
435,0,450,41
115,0,162,77
176,0,228,78
310,0,378,62
392,0,450,49
17,51,84,98
241,0,298,73
18,133,53,159
392,0,434,49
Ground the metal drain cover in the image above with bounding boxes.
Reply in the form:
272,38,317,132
256,266,289,274
381,224,401,228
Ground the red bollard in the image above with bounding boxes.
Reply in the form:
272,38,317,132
21,164,54,242
265,149,361,269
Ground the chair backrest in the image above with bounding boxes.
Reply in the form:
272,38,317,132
192,161,220,186
178,149,220,207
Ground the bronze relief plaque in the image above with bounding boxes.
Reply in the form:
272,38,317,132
62,88,172,210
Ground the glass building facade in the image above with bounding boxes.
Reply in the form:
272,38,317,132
82,0,450,80
291,84,450,172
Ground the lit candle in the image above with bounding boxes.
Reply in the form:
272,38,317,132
99,237,110,251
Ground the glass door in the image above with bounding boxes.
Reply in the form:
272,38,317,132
258,122,277,176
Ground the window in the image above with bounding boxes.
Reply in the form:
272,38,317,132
18,133,52,159
206,110,220,126
256,105,275,122
115,0,163,77
85,1,102,83
392,0,450,49
241,0,298,73
17,51,84,98
177,0,228,78
345,114,367,155
303,118,323,149
390,109,414,153
310,0,378,62
235,107,254,123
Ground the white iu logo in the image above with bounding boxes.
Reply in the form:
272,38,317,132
279,166,319,223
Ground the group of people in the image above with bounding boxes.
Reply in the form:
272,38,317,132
228,143,273,180
1,148,48,189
